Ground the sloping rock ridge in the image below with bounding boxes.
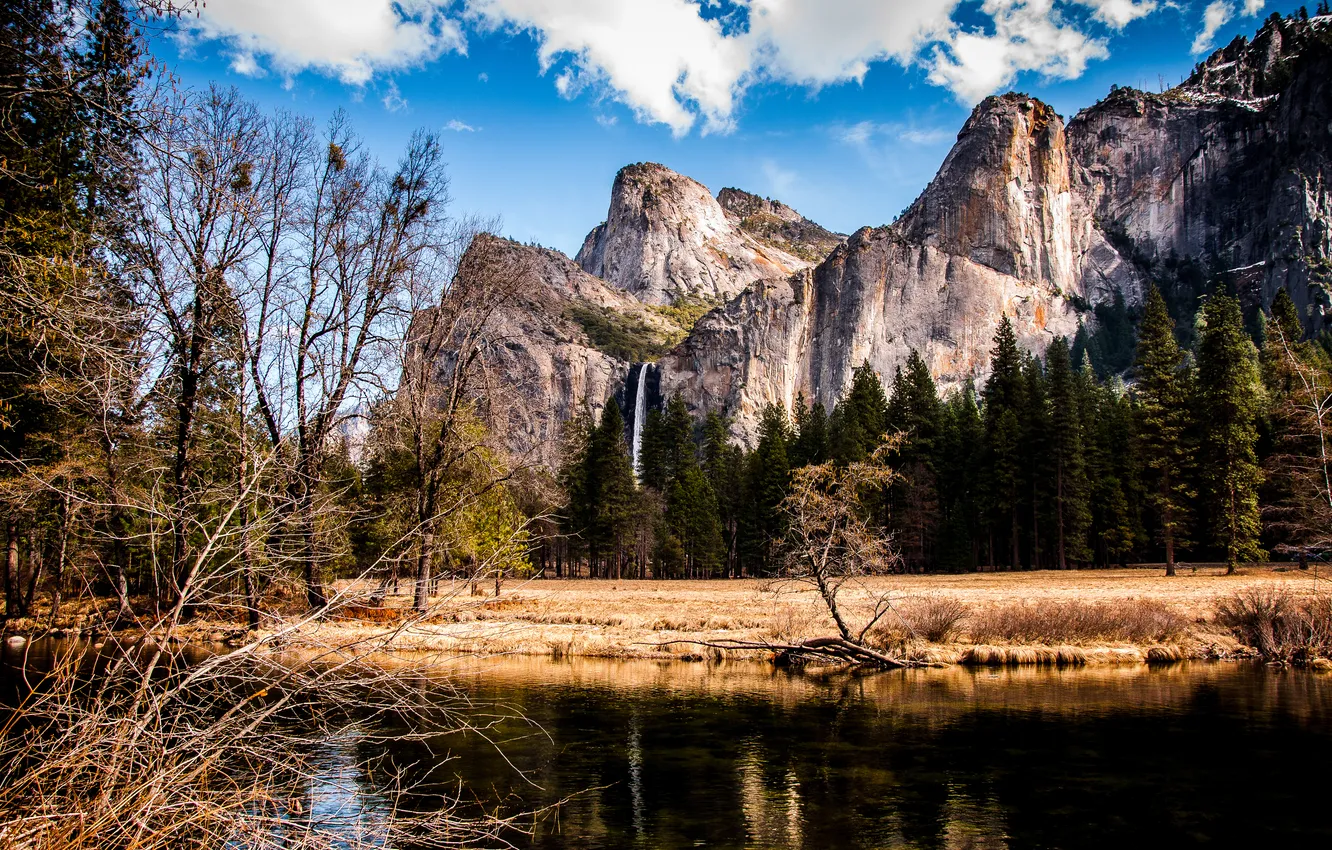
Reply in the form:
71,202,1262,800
458,235,683,465
574,162,841,306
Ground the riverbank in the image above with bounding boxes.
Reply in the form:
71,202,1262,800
11,566,1327,667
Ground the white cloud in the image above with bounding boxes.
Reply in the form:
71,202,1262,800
189,0,463,84
761,158,798,198
382,81,408,112
1244,0,1265,16
1192,0,1233,54
836,121,952,147
899,126,954,145
229,51,262,76
1074,0,1157,28
469,0,751,136
188,0,1188,133
928,0,1109,104
477,71,490,82
744,0,957,85
445,119,477,132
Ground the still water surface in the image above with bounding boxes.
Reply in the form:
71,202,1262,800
5,646,1330,848
366,658,1331,849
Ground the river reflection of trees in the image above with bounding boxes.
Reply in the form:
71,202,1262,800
351,659,1332,849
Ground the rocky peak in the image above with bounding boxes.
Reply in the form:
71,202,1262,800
895,93,1076,290
717,187,846,263
1181,13,1332,102
575,162,832,306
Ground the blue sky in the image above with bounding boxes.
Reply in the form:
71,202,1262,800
155,1,1303,256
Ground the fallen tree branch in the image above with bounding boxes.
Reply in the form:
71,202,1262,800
652,636,920,669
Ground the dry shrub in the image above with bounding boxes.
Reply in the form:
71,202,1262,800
1215,587,1332,663
968,599,1187,644
766,605,823,643
959,644,1087,666
871,595,970,644
339,605,404,623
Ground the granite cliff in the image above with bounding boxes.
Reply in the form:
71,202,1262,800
574,162,843,306
459,234,683,465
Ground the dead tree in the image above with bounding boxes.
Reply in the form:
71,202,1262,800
666,435,921,669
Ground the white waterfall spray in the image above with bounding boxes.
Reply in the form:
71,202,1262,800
631,363,648,480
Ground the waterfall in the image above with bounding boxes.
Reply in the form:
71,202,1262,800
631,363,648,479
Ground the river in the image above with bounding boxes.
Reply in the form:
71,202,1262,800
4,644,1330,848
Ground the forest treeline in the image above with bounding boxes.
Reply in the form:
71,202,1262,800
554,287,1332,579
5,0,1332,637
1,0,534,625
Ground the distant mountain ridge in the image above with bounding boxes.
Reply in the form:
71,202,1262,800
454,11,1332,458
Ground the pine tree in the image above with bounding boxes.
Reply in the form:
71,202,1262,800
937,382,983,571
1087,378,1143,565
1045,337,1092,568
790,393,830,467
557,410,597,571
740,404,792,574
1197,294,1266,573
830,362,887,464
1022,353,1050,569
702,411,744,575
637,408,669,490
662,393,695,481
1133,285,1197,575
887,350,943,570
982,317,1026,567
887,350,942,459
587,401,639,578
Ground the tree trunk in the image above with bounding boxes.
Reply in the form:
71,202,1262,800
1010,506,1020,570
1056,463,1067,570
4,515,23,619
1163,484,1176,577
414,530,434,613
110,563,131,630
23,526,46,615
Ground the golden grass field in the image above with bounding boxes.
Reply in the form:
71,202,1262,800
12,565,1329,667
282,564,1330,666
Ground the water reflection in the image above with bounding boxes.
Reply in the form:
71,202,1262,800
375,658,1331,849
737,739,802,848
5,645,1330,849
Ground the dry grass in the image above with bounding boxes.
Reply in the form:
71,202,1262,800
889,595,971,642
967,598,1188,644
19,567,1325,667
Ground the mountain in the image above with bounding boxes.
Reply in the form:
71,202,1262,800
454,12,1332,454
1068,15,1332,324
660,93,1138,433
574,162,844,306
459,234,684,465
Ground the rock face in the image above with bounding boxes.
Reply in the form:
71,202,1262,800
460,235,681,465
575,162,842,306
899,95,1140,307
665,15,1332,441
1067,16,1332,322
661,93,1105,437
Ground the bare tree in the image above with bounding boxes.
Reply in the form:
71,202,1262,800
126,86,264,612
1264,320,1332,578
662,436,919,668
381,232,530,612
235,117,453,611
